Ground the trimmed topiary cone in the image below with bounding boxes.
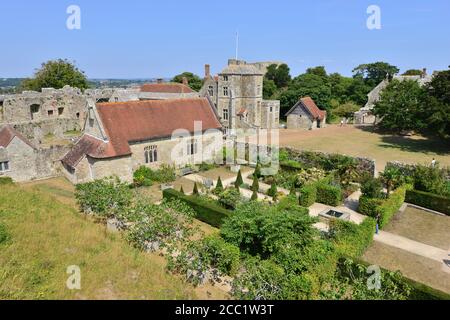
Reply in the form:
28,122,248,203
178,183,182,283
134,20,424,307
180,186,185,194
251,175,260,192
215,176,224,193
251,189,258,201
193,182,199,195
235,170,244,188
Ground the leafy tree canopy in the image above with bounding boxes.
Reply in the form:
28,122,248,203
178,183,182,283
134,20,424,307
265,64,291,88
373,79,426,132
402,69,423,76
172,72,203,91
19,59,89,92
352,62,400,87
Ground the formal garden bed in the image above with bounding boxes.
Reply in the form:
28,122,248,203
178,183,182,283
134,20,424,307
70,145,450,300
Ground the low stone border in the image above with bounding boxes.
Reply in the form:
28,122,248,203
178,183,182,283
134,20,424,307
404,202,447,217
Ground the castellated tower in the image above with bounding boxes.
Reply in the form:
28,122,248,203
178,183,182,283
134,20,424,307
202,59,280,133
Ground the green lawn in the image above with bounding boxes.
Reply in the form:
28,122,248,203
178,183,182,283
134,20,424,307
0,183,199,300
279,125,450,173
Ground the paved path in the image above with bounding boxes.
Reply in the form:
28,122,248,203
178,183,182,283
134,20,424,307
374,230,449,263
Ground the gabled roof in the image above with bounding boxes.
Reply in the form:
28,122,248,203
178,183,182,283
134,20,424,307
63,97,222,166
140,83,195,94
285,97,326,120
61,134,113,168
0,125,35,149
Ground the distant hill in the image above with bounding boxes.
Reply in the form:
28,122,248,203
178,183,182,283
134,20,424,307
0,78,171,93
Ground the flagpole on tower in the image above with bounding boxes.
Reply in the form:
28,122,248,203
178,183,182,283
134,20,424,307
235,30,239,60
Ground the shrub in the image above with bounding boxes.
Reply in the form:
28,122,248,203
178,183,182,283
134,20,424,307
405,190,450,215
358,196,383,217
329,217,376,258
276,195,309,215
221,201,318,257
133,164,176,187
361,177,384,199
202,235,241,276
413,165,448,196
235,170,244,188
358,185,411,228
218,188,242,210
75,177,133,219
198,162,217,172
251,190,258,201
163,188,232,228
179,186,185,195
0,177,13,185
126,199,196,251
0,223,11,244
267,183,278,198
133,166,153,187
167,236,241,285
316,183,343,206
299,184,317,207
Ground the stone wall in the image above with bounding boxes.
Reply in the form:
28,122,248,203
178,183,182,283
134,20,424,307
0,137,70,182
282,146,376,177
11,119,81,144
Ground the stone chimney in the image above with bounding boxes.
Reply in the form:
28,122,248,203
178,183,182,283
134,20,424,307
182,77,188,86
205,64,211,79
156,78,163,84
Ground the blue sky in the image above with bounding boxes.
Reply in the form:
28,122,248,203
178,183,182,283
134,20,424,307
1,0,449,78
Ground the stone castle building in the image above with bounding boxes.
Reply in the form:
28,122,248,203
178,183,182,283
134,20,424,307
285,97,327,130
200,59,280,133
61,97,223,184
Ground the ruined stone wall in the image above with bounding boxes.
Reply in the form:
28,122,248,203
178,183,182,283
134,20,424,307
11,119,81,144
0,137,36,182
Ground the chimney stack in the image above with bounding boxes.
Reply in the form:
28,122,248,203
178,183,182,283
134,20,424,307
182,76,188,86
205,64,211,79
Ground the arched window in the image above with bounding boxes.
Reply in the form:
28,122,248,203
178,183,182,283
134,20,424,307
144,145,158,163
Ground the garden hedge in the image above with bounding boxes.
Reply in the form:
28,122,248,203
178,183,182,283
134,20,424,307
358,185,411,228
162,188,232,228
347,257,450,300
330,217,377,258
299,184,317,207
405,189,450,215
316,183,343,207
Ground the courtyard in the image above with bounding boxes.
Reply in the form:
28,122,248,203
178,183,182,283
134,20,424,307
278,125,450,173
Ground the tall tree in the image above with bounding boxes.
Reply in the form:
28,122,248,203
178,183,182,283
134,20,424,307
172,72,203,91
373,79,426,132
352,62,400,87
19,59,89,92
265,64,291,88
423,68,450,137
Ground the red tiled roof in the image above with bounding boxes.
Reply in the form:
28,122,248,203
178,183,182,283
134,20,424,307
140,83,195,93
0,125,35,149
300,97,326,120
61,134,113,168
63,98,222,165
